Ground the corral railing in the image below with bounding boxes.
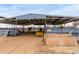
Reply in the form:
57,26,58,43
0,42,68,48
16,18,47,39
46,27,79,40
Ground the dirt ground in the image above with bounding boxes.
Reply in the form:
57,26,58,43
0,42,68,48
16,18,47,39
0,34,79,54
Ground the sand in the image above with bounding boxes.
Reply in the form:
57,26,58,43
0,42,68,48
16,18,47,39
0,34,79,54
0,34,43,54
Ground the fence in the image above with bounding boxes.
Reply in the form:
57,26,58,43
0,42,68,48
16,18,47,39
46,27,79,40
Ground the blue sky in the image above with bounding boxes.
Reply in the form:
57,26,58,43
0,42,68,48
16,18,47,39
0,4,79,17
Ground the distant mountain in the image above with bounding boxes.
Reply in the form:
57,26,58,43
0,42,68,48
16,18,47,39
16,13,48,20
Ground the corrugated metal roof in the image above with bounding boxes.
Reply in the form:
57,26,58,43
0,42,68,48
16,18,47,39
16,14,47,20
0,14,79,25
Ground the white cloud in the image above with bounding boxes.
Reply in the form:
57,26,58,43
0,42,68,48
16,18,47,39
0,4,79,17
47,5,79,16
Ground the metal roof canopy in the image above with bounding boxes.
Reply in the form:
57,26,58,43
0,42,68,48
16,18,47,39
15,16,79,25
0,15,79,25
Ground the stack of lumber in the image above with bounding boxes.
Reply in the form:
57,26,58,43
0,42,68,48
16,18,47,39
44,34,78,46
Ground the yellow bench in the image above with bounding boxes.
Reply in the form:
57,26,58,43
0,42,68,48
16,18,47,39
36,32,44,36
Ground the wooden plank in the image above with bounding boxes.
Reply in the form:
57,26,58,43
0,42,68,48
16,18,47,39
44,34,78,46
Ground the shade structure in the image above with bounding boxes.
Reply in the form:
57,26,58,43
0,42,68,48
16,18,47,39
0,14,79,25
12,14,79,25
0,19,16,24
15,14,79,25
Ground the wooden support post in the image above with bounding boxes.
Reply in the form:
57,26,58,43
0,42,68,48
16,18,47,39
16,19,18,36
44,18,47,45
22,25,25,33
44,19,47,33
33,25,34,32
